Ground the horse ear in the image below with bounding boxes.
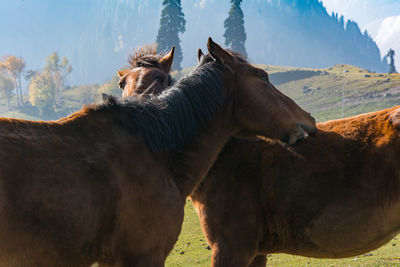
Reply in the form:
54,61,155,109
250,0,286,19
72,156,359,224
159,46,175,73
207,37,234,66
197,49,204,63
117,69,129,78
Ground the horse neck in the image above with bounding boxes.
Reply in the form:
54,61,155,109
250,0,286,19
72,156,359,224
166,111,236,198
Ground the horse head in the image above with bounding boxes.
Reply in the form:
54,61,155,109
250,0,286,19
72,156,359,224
118,46,175,97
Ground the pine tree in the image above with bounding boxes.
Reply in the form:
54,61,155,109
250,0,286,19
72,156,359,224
387,49,397,74
339,15,345,29
224,0,247,57
156,0,186,70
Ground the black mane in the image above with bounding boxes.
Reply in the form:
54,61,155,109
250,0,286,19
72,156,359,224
95,59,229,152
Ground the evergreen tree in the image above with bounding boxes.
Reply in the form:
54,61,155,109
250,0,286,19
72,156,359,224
387,49,397,74
156,0,186,70
339,15,345,29
224,0,247,57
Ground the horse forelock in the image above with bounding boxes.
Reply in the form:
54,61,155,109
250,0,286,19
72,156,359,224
128,44,161,69
129,55,162,69
92,60,229,152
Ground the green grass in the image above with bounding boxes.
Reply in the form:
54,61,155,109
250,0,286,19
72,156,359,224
0,85,99,121
166,201,400,267
0,110,42,121
166,200,212,266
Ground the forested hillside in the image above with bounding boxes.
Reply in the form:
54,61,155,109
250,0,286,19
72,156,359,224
245,0,387,72
1,0,388,85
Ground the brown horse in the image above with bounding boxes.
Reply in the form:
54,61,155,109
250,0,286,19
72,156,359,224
0,38,316,267
122,49,400,266
191,106,400,266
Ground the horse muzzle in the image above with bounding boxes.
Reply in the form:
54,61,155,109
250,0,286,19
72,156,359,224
285,124,317,145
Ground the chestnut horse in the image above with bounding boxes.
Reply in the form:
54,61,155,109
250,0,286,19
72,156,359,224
192,106,400,266
121,48,400,266
0,39,316,267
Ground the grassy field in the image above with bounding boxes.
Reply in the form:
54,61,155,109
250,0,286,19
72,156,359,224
166,201,400,267
263,64,400,122
0,84,96,121
2,65,400,266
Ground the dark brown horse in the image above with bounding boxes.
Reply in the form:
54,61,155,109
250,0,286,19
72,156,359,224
0,38,316,267
122,48,400,266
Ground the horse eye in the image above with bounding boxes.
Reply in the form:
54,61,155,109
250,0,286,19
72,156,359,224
118,80,126,90
156,76,164,83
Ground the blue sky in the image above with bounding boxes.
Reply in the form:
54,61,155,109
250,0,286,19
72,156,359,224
322,0,400,27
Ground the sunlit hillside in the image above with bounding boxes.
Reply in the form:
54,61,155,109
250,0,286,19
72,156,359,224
1,64,399,123
264,64,400,122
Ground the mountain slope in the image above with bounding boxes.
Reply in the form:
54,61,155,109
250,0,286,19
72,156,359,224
1,0,388,85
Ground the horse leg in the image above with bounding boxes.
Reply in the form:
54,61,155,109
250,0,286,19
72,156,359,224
115,252,165,267
211,244,257,267
248,255,267,267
